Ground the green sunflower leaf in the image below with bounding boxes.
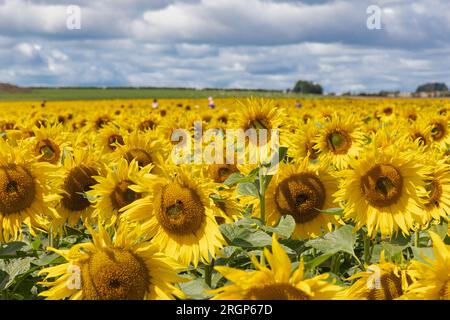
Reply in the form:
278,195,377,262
236,182,259,197
304,253,333,271
429,221,448,240
179,278,214,299
0,241,26,258
262,215,295,238
305,225,357,257
223,173,256,186
411,247,434,264
0,257,34,289
316,208,344,216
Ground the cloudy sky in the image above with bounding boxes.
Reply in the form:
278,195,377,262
0,0,449,93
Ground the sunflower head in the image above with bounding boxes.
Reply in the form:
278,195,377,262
211,234,344,300
39,223,185,300
156,181,205,235
346,251,415,300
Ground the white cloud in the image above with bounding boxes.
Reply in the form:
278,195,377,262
16,43,42,58
0,0,449,92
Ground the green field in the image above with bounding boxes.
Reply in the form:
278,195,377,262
0,87,316,101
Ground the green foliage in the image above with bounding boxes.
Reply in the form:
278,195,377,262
292,80,323,94
306,225,358,259
416,82,448,93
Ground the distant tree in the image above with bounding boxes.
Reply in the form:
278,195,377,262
416,82,448,93
292,80,323,95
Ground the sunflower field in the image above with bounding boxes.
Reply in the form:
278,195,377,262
0,97,449,300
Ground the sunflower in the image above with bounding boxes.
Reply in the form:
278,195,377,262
120,164,225,267
346,251,415,300
210,189,244,224
406,120,432,148
137,113,160,133
232,97,287,147
207,163,240,183
39,223,185,300
417,151,450,225
111,130,165,171
427,116,450,147
53,148,104,230
87,159,152,227
265,158,341,239
210,235,343,300
95,124,125,154
28,123,69,165
314,114,364,170
334,145,428,238
287,121,320,161
0,139,61,242
405,232,450,300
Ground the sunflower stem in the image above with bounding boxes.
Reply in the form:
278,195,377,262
205,259,214,288
258,168,266,225
363,233,371,264
49,227,54,248
414,230,420,247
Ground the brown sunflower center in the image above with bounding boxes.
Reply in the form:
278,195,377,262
124,148,152,167
411,133,427,146
431,122,446,142
218,116,228,124
62,165,98,211
306,142,319,160
383,107,393,116
209,164,239,183
35,139,61,164
424,179,442,209
326,130,352,154
139,120,157,131
274,173,326,223
244,283,310,300
439,280,450,300
367,272,403,300
81,248,149,300
107,134,124,151
110,180,141,210
95,116,110,129
0,165,36,215
361,164,403,208
156,182,205,235
249,117,269,130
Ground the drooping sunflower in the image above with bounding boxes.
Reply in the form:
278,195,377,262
404,232,450,300
313,114,364,170
53,148,104,230
0,139,61,242
427,116,450,147
265,158,341,239
417,150,450,226
210,235,344,300
210,189,244,224
120,164,225,267
334,145,428,238
94,124,125,154
346,251,416,300
405,120,432,149
87,159,152,227
39,223,185,300
28,123,70,165
287,121,320,161
232,97,287,147
111,130,165,171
